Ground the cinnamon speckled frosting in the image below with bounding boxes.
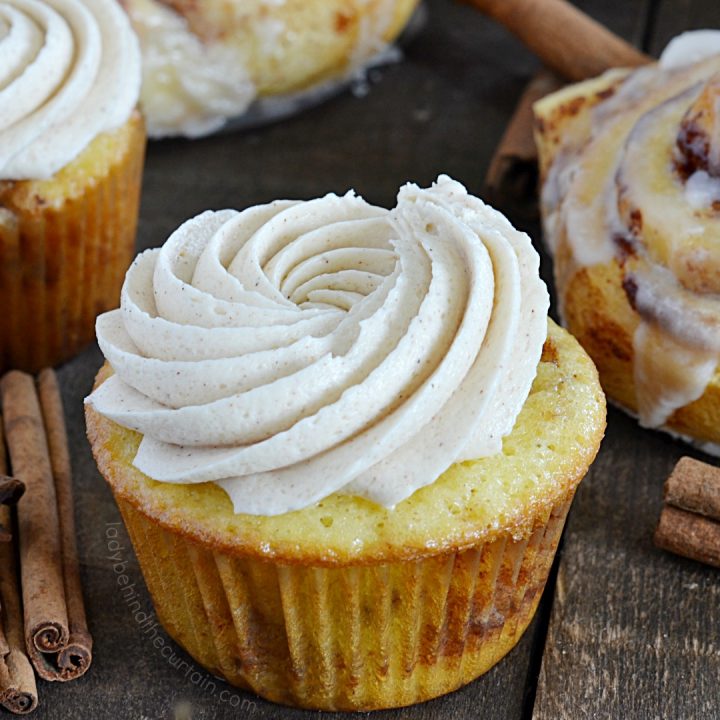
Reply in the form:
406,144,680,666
0,0,141,180
86,176,549,515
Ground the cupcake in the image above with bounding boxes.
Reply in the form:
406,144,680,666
0,0,144,374
122,0,419,137
85,176,605,710
535,31,720,453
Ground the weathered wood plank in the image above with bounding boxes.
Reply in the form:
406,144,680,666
649,0,720,55
534,410,720,719
533,2,720,717
34,1,544,717
568,0,652,49
28,0,661,717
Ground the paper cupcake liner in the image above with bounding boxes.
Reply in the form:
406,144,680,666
114,492,573,711
0,114,145,374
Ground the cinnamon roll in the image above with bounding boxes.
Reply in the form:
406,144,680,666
535,30,720,452
122,0,418,138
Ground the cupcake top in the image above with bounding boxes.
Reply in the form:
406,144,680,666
86,176,549,515
536,31,720,431
0,0,141,181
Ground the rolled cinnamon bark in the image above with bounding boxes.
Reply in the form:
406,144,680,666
484,70,564,203
0,371,69,681
468,0,650,81
654,505,720,569
0,475,24,542
0,476,24,507
0,425,11,658
663,457,720,523
0,416,38,715
0,510,38,715
0,598,7,659
37,370,93,680
0,476,25,542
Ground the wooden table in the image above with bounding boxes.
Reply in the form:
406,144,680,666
35,0,720,717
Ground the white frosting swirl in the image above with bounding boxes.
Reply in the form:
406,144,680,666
86,176,549,515
0,0,141,180
660,30,720,70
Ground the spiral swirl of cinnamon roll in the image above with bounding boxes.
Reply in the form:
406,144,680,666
538,31,720,436
87,177,548,515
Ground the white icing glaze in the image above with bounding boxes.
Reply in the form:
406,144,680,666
630,263,720,353
124,0,256,139
86,176,549,515
0,0,141,180
686,169,720,209
660,30,720,70
349,0,395,70
607,395,720,458
124,0,408,138
633,321,717,428
540,31,720,431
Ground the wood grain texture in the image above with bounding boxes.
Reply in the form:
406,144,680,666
26,0,712,717
33,2,547,717
533,5,720,718
468,0,649,80
533,411,720,719
649,0,720,56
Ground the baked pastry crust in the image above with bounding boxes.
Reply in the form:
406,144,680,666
87,318,605,565
124,0,419,136
157,0,419,95
86,319,604,709
560,255,720,446
0,112,145,373
535,65,720,449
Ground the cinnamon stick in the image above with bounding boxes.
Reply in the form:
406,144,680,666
0,416,38,714
0,371,69,681
663,456,720,522
37,369,92,680
0,425,11,657
0,476,24,507
0,508,38,714
0,578,6,660
467,0,651,81
654,505,720,569
484,70,564,203
654,457,720,568
0,475,25,542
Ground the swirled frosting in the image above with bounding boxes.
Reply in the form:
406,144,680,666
86,176,549,515
0,0,141,180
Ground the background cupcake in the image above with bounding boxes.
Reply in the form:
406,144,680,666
86,177,606,710
0,0,145,374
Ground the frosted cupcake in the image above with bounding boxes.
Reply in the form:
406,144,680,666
535,30,720,452
0,0,144,373
86,176,605,710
